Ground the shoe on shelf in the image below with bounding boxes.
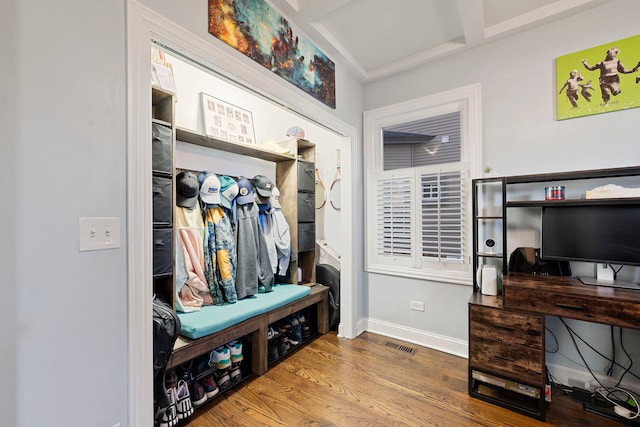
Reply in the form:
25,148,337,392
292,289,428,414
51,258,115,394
227,340,244,364
209,346,231,370
175,380,194,420
229,362,242,384
267,326,279,340
268,340,279,362
176,360,194,383
288,328,301,346
302,323,311,339
276,319,291,335
199,375,219,399
156,400,178,427
193,353,211,376
164,368,178,390
161,387,179,427
214,368,231,390
189,381,207,407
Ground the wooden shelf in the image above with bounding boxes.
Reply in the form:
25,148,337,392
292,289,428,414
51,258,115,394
504,166,640,184
176,127,296,162
507,198,640,208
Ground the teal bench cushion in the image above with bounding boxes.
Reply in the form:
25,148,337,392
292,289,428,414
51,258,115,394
178,284,311,339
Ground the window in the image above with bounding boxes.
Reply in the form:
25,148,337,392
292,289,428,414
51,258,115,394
364,84,482,285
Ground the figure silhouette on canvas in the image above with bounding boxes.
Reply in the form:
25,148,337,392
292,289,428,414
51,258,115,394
559,70,583,108
581,47,639,105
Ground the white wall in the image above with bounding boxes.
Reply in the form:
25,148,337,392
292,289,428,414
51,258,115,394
364,0,640,387
8,1,128,427
1,1,17,426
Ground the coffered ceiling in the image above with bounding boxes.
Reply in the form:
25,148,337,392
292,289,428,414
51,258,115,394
269,0,614,82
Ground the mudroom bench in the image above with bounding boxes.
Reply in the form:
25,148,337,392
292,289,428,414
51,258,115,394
166,284,329,375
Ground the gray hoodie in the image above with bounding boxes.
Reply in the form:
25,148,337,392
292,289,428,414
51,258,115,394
234,202,274,299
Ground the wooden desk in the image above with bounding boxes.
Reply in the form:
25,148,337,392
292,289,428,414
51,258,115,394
468,273,640,420
503,274,640,329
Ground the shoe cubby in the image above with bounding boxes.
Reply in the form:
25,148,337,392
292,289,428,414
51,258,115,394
267,307,317,365
164,335,252,424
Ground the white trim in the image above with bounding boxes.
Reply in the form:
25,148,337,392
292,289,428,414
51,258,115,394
126,3,154,426
127,2,360,423
366,318,468,359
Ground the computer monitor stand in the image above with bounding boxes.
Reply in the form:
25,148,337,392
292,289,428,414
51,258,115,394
579,264,640,290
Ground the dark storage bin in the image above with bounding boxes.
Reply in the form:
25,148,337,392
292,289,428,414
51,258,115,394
153,176,172,225
153,228,173,277
298,222,315,252
152,122,172,174
297,192,315,223
297,160,314,192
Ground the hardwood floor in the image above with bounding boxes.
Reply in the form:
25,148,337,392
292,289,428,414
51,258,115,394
181,332,625,426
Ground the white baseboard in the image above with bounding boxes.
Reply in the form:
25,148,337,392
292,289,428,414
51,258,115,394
365,318,468,358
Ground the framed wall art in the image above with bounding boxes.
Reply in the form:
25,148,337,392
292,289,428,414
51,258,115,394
208,0,336,109
556,34,640,121
201,93,256,144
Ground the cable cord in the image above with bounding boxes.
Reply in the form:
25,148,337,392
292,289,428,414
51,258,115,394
559,318,640,383
559,318,640,420
595,386,640,420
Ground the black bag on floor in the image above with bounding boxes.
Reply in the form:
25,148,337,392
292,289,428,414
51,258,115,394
153,295,181,416
316,264,340,331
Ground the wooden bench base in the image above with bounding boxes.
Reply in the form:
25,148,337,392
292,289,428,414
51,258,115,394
167,284,329,375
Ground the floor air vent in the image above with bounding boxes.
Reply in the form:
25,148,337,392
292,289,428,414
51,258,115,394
384,341,415,354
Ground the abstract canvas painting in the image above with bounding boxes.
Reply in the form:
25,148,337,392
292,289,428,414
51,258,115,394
209,0,336,109
556,34,640,120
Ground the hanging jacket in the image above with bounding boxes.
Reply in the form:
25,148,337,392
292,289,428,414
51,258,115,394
203,205,238,304
272,208,292,277
175,205,213,312
235,202,274,299
260,205,291,277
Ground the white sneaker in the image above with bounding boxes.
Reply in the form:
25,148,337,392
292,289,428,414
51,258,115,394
175,380,194,419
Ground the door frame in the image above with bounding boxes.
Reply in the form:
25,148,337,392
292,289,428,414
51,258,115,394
126,3,358,425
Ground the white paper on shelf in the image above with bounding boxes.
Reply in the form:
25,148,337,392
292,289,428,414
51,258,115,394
585,184,640,199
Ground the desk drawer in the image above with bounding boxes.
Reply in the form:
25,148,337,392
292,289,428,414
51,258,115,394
470,305,543,349
469,338,544,385
504,286,640,329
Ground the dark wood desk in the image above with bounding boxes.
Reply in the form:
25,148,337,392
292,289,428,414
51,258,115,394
468,273,640,420
503,273,640,330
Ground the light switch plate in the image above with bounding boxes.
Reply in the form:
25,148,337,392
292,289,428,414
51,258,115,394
79,217,121,251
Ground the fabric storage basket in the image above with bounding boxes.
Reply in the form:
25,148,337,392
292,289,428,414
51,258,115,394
297,160,314,192
152,122,172,174
297,192,315,223
153,228,173,277
153,176,173,225
298,222,315,252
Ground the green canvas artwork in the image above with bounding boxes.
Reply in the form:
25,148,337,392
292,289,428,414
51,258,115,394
556,34,640,120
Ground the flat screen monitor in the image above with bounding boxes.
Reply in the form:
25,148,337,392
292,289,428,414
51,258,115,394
541,203,640,289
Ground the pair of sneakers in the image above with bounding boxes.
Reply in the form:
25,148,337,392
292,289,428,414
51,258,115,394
209,340,244,369
160,371,193,426
190,374,218,408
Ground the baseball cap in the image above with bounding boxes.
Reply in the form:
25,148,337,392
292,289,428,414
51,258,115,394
198,172,221,206
219,175,239,209
286,125,306,140
235,176,255,205
176,171,199,209
270,186,282,209
251,175,274,198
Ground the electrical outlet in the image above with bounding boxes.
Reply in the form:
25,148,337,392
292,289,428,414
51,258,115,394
410,300,425,311
79,217,121,251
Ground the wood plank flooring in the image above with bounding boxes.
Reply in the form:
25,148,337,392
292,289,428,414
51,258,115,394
180,332,626,426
